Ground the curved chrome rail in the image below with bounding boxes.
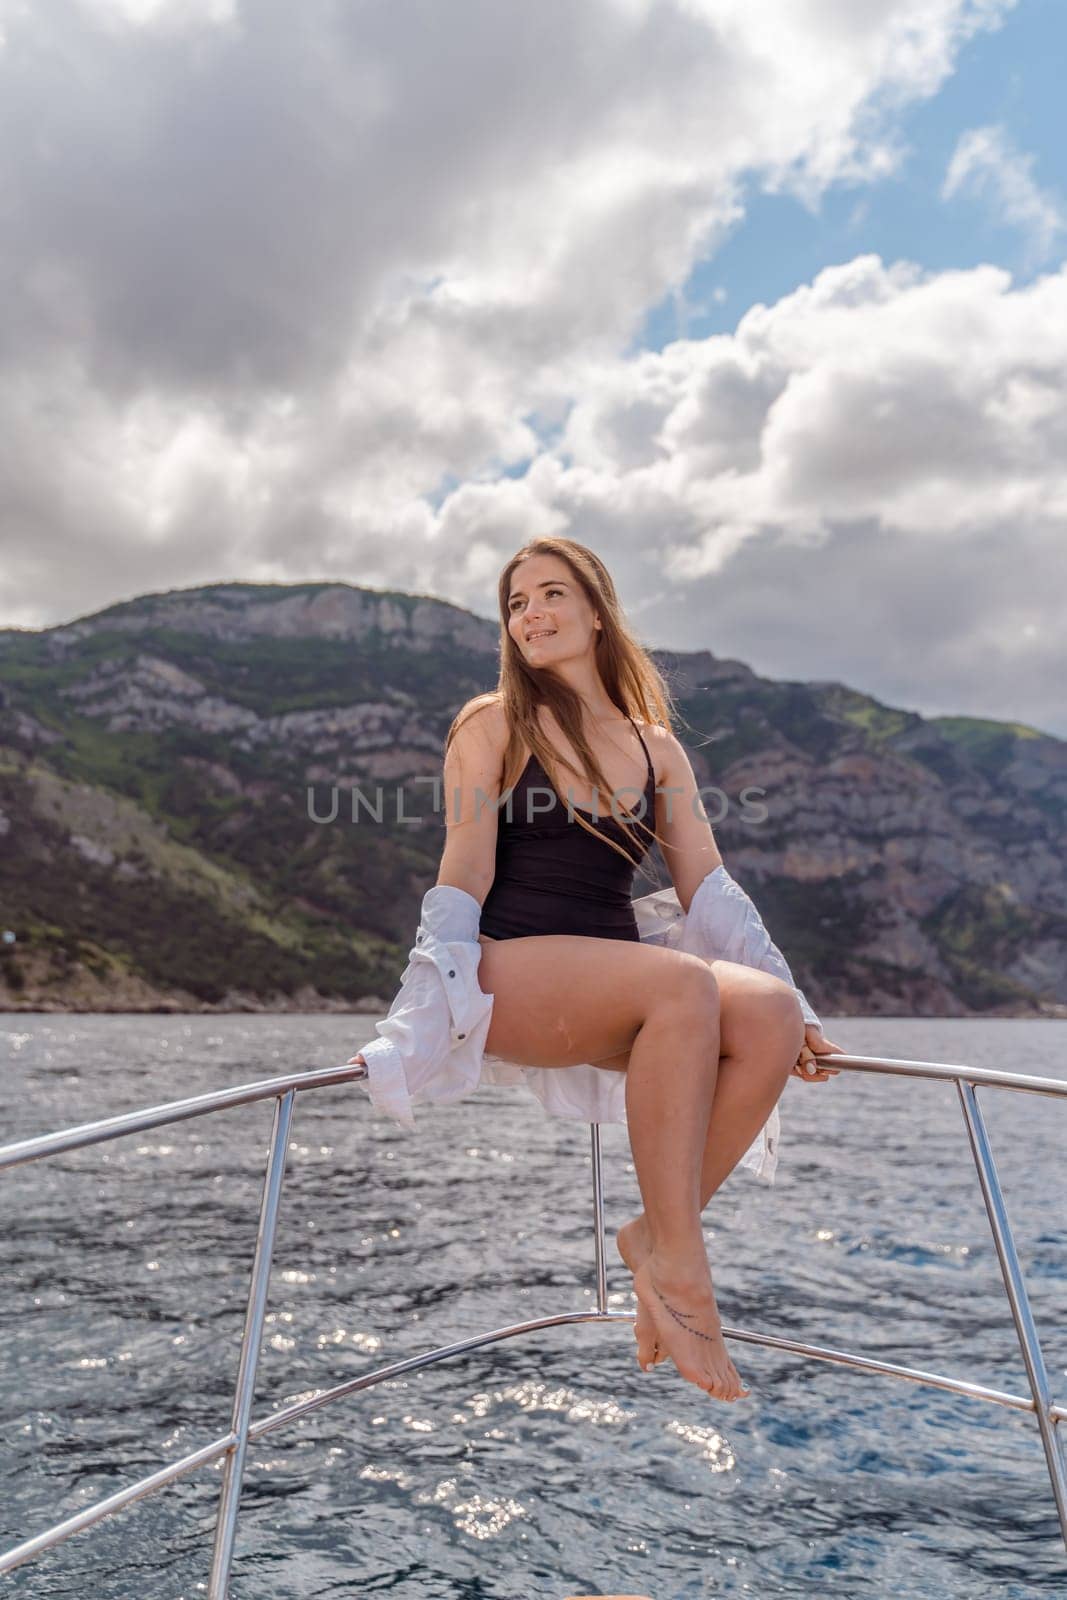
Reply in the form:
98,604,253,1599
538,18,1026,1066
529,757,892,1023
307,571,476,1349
0,1052,1064,1594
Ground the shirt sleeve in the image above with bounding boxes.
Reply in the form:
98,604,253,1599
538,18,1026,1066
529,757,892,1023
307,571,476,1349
355,885,493,1129
682,865,822,1032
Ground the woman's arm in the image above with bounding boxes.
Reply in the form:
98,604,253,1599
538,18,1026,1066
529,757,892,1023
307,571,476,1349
654,730,724,915
656,729,824,1034
435,699,505,904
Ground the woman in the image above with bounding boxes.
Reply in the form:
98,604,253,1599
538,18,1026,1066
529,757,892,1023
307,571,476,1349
351,536,842,1403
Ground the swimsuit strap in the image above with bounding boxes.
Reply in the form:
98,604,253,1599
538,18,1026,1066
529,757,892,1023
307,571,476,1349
625,714,655,790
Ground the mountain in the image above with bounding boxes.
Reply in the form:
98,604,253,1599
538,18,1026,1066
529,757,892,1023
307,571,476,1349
0,580,1064,1017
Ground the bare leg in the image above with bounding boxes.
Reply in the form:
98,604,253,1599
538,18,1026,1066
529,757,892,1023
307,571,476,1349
434,931,764,1397
622,973,749,1401
618,983,803,1370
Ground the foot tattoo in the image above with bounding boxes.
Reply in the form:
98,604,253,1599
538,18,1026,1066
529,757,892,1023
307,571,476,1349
651,1279,723,1344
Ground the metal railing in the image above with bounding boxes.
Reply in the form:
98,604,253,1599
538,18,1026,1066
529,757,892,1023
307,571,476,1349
0,1051,1064,1594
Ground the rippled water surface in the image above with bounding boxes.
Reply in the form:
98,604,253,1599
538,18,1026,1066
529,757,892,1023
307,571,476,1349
2,1015,1065,1599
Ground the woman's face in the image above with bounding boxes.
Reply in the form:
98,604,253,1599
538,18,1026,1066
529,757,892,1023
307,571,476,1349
505,556,599,665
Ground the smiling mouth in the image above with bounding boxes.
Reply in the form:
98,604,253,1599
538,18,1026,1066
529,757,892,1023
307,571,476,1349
526,630,556,641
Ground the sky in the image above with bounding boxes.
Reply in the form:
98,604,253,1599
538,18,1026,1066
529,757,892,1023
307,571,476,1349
0,0,1064,736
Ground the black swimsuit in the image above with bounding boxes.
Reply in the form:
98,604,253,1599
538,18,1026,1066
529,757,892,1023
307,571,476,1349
479,716,657,942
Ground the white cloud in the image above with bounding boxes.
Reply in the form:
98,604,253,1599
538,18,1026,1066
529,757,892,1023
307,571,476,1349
4,0,1062,735
943,123,1066,267
442,254,1067,734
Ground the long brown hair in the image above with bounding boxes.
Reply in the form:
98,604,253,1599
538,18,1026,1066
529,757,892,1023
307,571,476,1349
445,536,680,882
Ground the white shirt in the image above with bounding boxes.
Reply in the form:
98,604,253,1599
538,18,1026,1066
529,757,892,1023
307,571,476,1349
356,864,822,1186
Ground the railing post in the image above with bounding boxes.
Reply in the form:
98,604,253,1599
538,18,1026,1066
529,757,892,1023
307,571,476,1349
956,1080,1067,1547
208,1090,296,1599
589,1123,608,1314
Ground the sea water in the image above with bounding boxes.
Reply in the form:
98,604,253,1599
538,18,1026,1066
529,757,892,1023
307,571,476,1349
2,1015,1065,1599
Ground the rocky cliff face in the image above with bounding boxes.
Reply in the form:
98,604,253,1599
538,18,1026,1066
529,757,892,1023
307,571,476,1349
48,581,493,652
0,580,1063,1017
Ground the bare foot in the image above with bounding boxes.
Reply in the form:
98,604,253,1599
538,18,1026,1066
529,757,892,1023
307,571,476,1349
631,1252,748,1401
616,1216,664,1372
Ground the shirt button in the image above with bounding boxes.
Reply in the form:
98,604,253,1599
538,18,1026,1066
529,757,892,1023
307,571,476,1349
448,969,455,978
457,1032,466,1040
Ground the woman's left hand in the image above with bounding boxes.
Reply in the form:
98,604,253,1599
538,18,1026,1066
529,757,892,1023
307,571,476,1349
791,1024,844,1082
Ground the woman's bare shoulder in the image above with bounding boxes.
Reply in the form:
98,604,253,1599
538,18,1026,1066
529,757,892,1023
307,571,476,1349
452,692,509,752
632,716,673,746
634,719,678,783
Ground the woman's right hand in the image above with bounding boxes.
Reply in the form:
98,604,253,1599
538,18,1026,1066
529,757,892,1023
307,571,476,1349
347,1052,367,1068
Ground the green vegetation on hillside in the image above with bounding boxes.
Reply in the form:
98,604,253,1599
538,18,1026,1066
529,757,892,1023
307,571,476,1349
0,581,1061,1015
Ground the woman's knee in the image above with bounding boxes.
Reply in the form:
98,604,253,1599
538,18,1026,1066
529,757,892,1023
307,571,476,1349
760,975,805,1033
744,975,806,1053
767,984,806,1056
650,953,721,1027
706,963,803,1057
